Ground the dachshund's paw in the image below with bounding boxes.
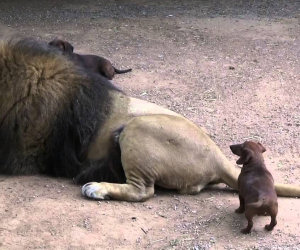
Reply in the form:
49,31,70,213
235,207,245,214
264,224,275,231
241,228,251,234
82,182,109,200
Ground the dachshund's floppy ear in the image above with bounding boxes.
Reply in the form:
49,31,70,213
56,41,65,51
49,39,73,53
236,148,252,165
257,142,266,153
62,41,74,53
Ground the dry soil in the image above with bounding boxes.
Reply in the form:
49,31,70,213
0,1,299,249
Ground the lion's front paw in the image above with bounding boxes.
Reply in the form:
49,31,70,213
81,182,109,200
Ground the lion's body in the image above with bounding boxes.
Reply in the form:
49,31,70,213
1,39,300,202
87,92,182,160
119,115,226,191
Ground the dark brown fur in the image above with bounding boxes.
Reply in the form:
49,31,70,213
230,141,278,234
48,39,132,80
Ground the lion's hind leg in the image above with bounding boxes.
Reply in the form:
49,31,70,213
82,182,154,202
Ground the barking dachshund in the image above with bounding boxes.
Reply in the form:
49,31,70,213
230,141,278,234
48,39,132,80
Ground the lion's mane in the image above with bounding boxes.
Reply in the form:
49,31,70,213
0,38,122,181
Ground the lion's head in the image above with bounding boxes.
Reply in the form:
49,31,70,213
0,38,119,176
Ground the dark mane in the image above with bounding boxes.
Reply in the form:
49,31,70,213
44,72,118,178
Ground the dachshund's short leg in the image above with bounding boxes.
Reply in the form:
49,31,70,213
241,209,255,234
265,215,277,231
235,195,245,213
265,203,278,231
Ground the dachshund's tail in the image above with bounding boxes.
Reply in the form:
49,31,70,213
114,67,132,74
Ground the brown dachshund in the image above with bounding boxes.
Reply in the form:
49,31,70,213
48,39,132,80
230,141,278,234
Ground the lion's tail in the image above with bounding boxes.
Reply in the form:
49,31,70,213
274,183,300,197
219,156,300,197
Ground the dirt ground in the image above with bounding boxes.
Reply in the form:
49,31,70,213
0,0,300,249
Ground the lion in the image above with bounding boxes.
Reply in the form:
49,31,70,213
0,38,299,202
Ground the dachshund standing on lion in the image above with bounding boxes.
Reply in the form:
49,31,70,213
49,39,132,80
230,141,278,234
